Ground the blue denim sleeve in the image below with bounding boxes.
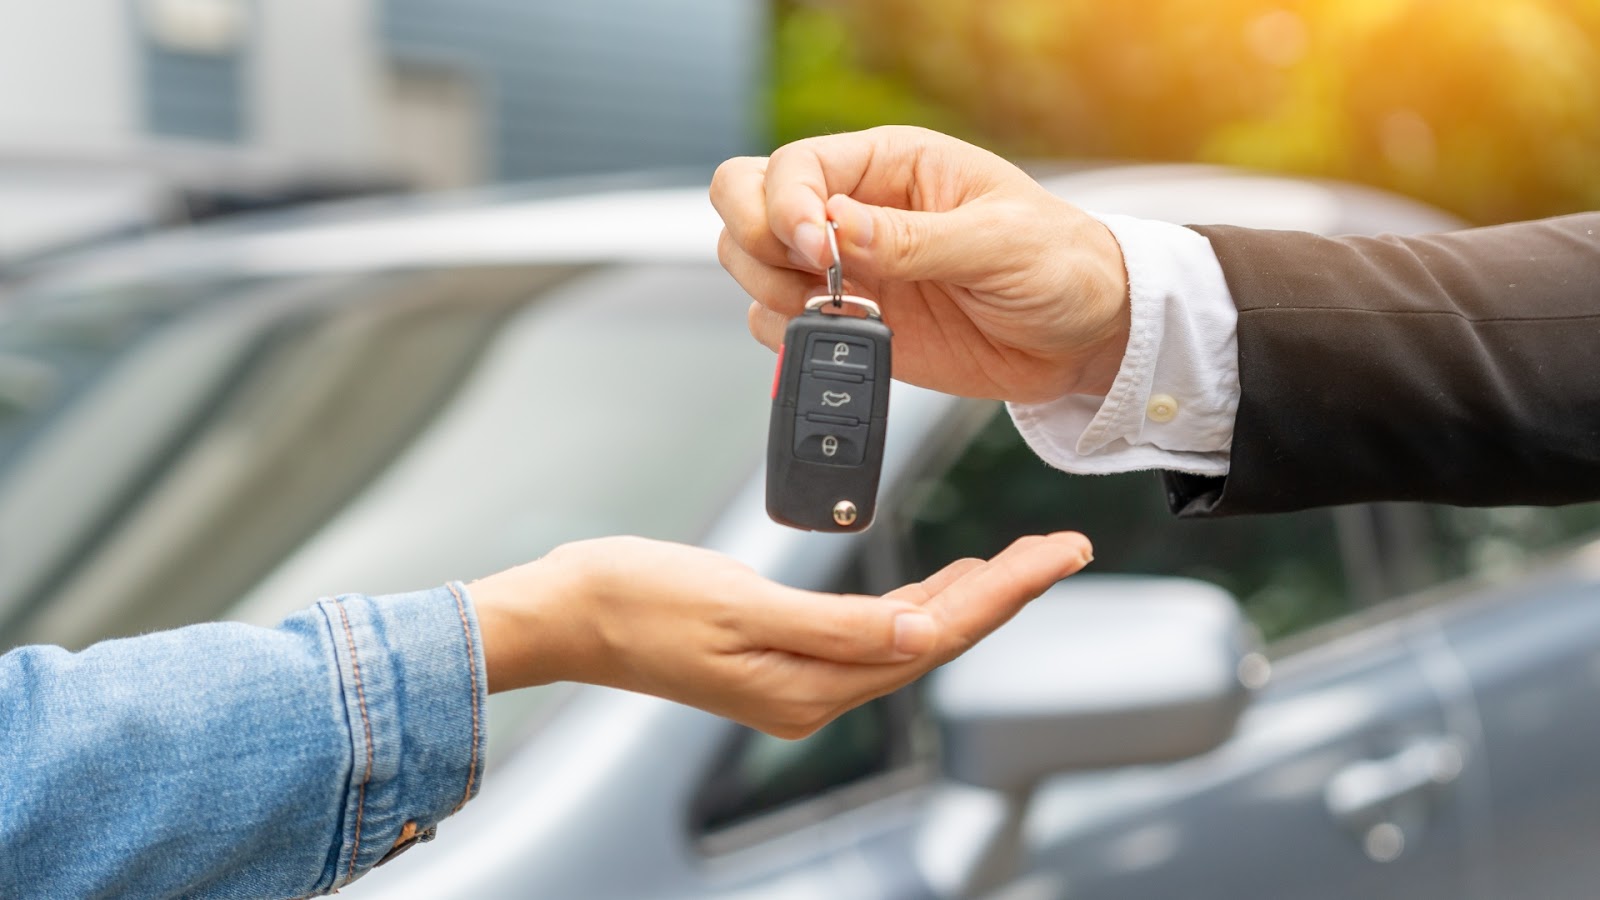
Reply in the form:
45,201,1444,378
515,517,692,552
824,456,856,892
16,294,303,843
0,582,489,899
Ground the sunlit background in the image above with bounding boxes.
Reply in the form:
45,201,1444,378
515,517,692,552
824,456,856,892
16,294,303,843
775,0,1600,225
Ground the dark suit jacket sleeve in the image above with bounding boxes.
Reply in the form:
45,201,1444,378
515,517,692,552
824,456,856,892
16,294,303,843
1164,212,1600,517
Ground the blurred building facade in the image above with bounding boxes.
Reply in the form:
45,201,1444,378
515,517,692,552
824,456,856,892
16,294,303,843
0,0,766,189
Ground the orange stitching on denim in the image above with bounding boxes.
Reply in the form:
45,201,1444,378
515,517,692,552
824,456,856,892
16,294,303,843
447,583,481,813
335,600,374,884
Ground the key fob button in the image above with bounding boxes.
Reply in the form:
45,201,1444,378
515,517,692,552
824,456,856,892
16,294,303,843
798,373,871,421
794,418,869,465
805,334,873,373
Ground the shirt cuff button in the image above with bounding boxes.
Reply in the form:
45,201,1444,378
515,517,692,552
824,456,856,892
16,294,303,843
1147,393,1178,423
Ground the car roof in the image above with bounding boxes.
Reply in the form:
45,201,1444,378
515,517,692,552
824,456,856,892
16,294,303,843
20,163,1465,293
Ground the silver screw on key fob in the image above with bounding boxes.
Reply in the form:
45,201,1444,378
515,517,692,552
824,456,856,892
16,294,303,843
766,221,892,532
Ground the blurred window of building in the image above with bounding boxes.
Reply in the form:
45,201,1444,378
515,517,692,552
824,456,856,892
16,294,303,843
379,0,766,180
138,0,251,142
381,62,485,190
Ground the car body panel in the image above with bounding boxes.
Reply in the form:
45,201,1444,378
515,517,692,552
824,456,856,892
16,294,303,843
1019,619,1468,899
1425,554,1600,899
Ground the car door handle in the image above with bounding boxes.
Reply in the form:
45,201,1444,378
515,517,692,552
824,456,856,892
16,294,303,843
1324,735,1467,827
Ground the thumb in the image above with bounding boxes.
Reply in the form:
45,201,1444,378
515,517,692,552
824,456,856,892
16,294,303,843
827,193,986,284
735,584,940,663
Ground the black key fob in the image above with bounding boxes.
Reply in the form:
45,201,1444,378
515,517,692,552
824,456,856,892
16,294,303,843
766,296,892,531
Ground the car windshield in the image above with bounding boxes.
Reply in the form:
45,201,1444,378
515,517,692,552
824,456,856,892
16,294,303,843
0,261,774,762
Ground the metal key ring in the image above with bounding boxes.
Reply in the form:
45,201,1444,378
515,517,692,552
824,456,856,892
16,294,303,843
825,219,844,305
805,294,881,319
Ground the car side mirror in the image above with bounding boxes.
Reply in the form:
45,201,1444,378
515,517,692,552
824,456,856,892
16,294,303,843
930,575,1262,795
923,576,1263,898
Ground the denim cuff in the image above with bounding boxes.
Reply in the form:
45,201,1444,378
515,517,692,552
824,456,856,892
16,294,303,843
315,582,488,889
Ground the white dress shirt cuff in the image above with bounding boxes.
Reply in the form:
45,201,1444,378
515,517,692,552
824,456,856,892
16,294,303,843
1007,212,1239,476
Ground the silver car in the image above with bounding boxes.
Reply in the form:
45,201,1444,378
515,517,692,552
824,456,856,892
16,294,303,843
4,168,1598,899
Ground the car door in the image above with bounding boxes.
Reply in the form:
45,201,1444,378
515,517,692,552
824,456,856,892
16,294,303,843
891,408,1475,900
1401,503,1600,899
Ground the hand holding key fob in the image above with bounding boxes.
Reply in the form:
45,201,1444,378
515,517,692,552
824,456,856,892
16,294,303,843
766,222,892,532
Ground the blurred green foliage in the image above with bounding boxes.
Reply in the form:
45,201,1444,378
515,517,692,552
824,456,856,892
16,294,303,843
772,0,1600,224
904,412,1600,643
905,412,1353,642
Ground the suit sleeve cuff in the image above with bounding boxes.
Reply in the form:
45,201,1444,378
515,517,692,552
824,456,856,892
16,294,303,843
316,581,488,888
1007,211,1239,477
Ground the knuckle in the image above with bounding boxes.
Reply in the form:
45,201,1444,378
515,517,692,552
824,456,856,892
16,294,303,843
936,629,977,660
974,199,1021,235
712,155,759,188
815,624,858,658
746,304,774,343
716,228,736,268
710,606,741,637
877,123,929,142
889,214,921,266
708,162,738,211
786,135,833,168
710,157,739,189
766,142,795,171
752,320,784,352
705,589,744,634
734,218,772,256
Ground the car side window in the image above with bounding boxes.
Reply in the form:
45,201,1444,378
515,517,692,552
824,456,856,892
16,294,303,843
0,268,571,651
1421,503,1600,584
690,697,905,836
902,410,1357,642
689,561,924,844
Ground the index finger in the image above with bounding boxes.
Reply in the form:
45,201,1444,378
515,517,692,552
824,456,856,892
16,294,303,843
710,155,795,271
763,131,884,265
923,532,1094,657
764,532,1094,712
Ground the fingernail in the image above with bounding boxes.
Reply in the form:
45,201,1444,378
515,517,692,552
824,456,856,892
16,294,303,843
792,222,825,269
893,613,937,656
829,196,874,249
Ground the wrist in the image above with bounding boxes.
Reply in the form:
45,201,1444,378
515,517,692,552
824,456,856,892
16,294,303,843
468,550,598,693
1065,301,1131,397
1061,213,1133,397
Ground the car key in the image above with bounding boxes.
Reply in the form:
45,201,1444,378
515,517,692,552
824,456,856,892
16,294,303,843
766,221,892,532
